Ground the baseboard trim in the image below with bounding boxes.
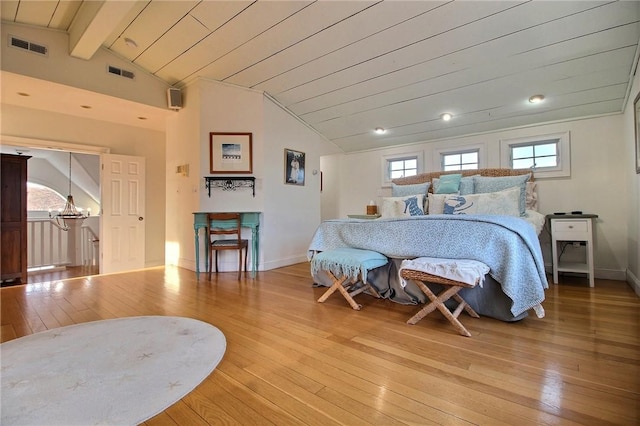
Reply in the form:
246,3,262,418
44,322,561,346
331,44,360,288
544,263,626,281
626,269,640,297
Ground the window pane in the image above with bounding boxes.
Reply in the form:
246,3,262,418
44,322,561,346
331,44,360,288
534,156,557,168
404,159,417,169
443,154,459,166
390,161,404,171
513,158,534,169
390,170,406,179
404,169,417,177
534,143,557,157
461,152,477,164
460,163,478,170
444,164,461,171
512,146,533,159
27,182,65,211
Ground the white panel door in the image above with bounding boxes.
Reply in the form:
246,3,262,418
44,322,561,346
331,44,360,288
100,153,145,274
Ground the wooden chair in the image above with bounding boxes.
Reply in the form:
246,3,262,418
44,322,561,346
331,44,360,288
208,213,248,280
400,269,481,337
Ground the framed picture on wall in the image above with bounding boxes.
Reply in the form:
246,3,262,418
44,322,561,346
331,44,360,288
635,92,640,174
209,132,253,174
285,148,305,185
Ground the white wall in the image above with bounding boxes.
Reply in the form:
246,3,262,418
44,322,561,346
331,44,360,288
624,69,640,296
165,79,341,273
2,23,168,109
262,97,341,269
1,104,167,268
326,114,629,280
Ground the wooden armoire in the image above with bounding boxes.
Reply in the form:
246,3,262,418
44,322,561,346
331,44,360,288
1,154,30,284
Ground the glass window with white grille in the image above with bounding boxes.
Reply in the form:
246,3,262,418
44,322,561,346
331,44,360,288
388,157,418,179
500,132,570,178
511,140,558,170
441,150,479,171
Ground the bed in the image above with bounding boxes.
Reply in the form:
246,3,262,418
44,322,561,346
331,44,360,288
308,169,549,322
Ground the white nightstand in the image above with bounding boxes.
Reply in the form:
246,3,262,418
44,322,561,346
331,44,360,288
548,214,598,287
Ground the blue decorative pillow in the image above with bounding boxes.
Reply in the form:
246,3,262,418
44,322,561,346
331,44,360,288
433,175,477,195
391,182,430,197
434,174,462,194
473,174,531,216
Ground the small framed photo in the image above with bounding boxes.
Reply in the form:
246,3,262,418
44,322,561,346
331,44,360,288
209,132,253,174
635,92,640,173
285,148,305,185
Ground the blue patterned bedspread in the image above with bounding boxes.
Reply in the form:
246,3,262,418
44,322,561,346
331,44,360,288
308,215,549,317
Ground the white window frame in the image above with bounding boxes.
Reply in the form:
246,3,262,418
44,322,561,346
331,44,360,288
432,143,486,171
381,151,423,186
500,131,570,178
440,149,479,171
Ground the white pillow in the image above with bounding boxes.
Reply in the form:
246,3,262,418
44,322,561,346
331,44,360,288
441,187,521,216
380,194,425,218
427,193,450,215
526,181,538,211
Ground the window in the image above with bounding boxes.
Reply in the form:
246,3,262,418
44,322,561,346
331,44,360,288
510,141,557,170
441,150,479,171
500,131,570,178
381,151,423,186
432,143,486,171
27,182,65,211
389,158,417,179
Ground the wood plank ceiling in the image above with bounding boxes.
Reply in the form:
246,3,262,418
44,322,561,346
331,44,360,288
2,0,639,153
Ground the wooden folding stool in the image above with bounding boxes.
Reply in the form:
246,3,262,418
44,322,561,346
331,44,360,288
400,269,481,337
311,248,387,310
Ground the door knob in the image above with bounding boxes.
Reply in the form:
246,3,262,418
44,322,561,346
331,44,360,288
138,217,144,221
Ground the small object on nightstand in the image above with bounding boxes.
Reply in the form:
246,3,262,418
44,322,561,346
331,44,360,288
554,212,566,215
571,210,582,215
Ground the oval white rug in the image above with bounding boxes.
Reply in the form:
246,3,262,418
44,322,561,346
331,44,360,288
1,316,226,426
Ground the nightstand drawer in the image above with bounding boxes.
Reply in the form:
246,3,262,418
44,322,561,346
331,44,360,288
552,220,588,233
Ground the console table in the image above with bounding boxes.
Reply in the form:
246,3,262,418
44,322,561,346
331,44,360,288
193,212,261,278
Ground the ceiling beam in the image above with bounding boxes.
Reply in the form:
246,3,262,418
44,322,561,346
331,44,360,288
69,1,138,60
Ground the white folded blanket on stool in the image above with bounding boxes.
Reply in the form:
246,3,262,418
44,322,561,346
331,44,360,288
399,257,490,288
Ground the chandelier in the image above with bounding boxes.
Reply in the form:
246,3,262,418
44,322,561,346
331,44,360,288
49,152,87,230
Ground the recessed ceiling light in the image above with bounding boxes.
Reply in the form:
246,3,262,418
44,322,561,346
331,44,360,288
17,92,30,96
80,105,92,109
124,37,138,48
374,127,386,134
137,116,147,120
441,113,452,121
529,94,545,104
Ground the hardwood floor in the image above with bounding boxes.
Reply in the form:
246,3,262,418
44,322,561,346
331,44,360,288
1,264,638,425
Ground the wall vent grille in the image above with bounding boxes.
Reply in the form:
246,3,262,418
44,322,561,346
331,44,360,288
9,36,48,56
107,65,135,80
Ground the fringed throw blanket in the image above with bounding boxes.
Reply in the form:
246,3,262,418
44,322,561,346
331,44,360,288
308,215,548,317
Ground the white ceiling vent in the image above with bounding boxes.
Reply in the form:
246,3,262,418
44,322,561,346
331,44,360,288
9,35,48,56
107,65,135,80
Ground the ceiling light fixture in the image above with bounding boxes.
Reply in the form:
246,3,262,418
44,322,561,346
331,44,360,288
441,113,452,121
80,105,92,109
49,152,88,231
374,127,386,134
124,37,138,48
529,94,545,104
17,92,30,97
